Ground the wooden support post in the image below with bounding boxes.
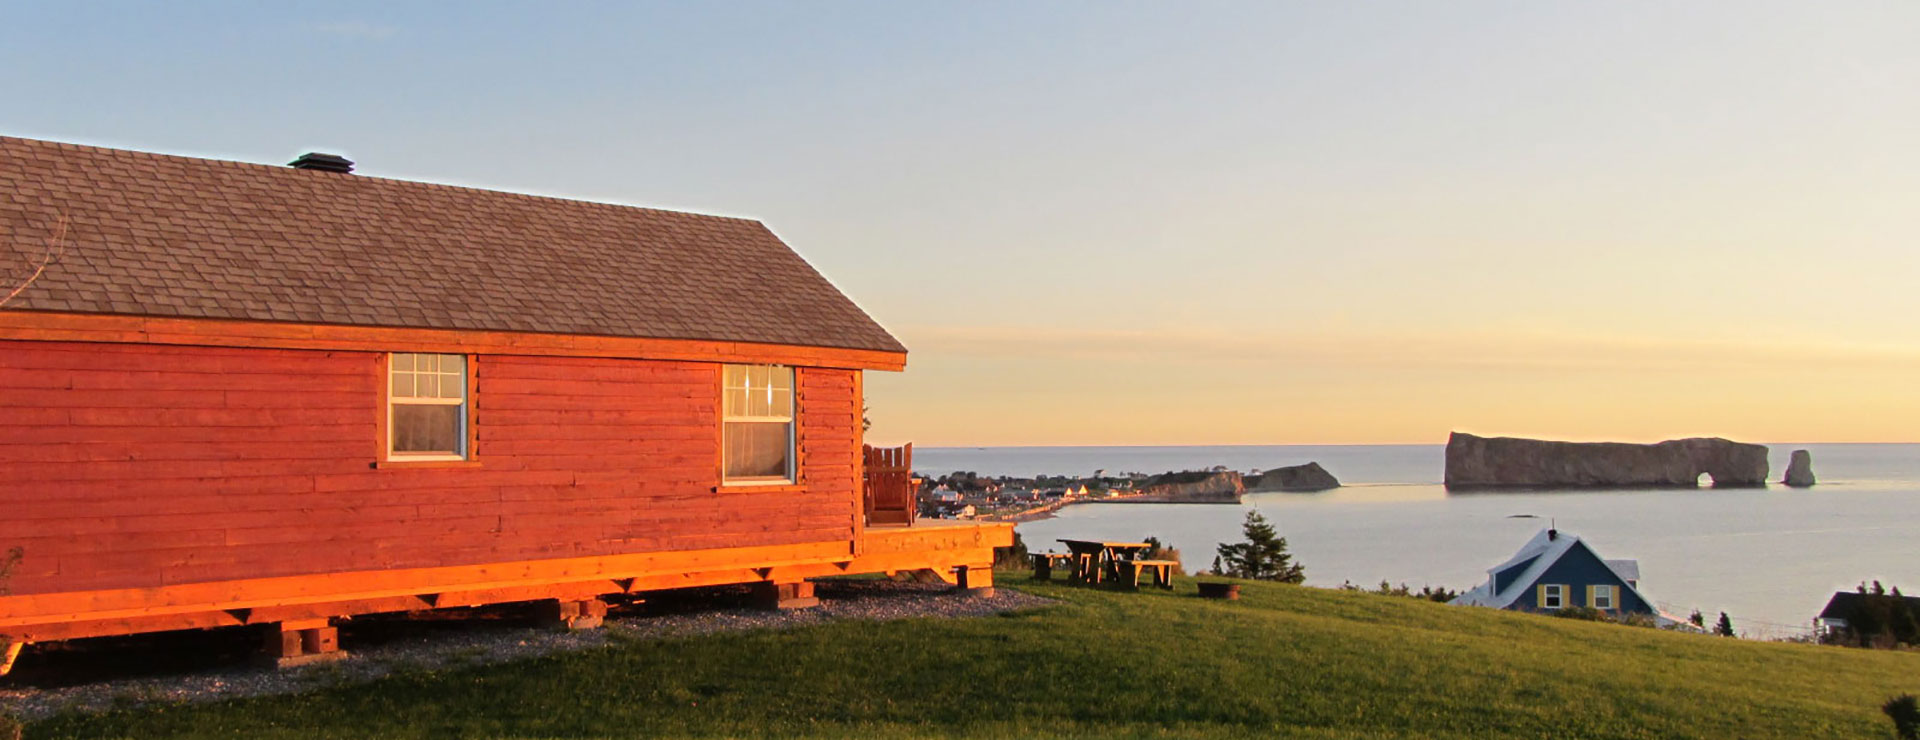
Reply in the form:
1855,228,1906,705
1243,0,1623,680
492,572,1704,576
752,580,819,610
259,618,345,668
0,639,22,677
536,598,609,630
955,566,996,598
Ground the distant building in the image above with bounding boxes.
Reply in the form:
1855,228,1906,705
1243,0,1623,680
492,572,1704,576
933,503,976,520
1814,590,1920,639
1452,529,1660,620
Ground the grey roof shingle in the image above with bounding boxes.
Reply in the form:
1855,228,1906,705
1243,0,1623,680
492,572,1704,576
0,136,906,354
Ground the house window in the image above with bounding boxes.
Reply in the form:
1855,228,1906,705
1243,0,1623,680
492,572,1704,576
722,364,794,484
389,353,468,460
1541,584,1565,609
1592,585,1616,610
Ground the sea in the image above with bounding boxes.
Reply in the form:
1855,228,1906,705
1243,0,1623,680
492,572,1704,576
914,443,1920,639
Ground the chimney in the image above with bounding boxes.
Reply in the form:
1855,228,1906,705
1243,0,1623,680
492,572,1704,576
1547,528,1558,541
289,152,354,174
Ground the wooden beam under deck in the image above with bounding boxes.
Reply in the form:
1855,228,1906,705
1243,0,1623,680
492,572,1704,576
0,522,1014,645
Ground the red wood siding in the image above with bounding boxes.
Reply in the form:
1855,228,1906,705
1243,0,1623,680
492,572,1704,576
0,340,861,596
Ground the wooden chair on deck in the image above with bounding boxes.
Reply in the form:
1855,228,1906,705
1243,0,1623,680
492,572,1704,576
863,443,916,526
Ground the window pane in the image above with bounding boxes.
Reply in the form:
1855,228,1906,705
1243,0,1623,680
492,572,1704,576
392,353,414,372
440,371,464,400
418,373,439,398
724,365,746,389
771,387,792,417
748,385,769,417
724,421,791,480
771,368,792,391
393,403,462,455
725,387,747,416
392,373,413,398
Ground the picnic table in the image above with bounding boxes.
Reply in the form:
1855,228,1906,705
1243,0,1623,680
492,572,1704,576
1057,539,1153,585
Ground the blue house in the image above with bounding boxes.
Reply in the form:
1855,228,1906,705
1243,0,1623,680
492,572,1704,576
1451,529,1660,619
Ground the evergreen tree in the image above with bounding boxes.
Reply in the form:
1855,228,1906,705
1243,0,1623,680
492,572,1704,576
1215,511,1305,583
1715,611,1735,637
1688,609,1705,629
1209,555,1223,576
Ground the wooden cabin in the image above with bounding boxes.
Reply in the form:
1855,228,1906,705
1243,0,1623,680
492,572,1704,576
0,136,1009,670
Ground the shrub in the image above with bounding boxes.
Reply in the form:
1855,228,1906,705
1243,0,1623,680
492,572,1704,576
1339,580,1459,603
1552,605,1611,622
1886,694,1920,740
1617,612,1659,629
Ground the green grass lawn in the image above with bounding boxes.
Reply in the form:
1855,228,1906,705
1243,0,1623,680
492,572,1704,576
29,575,1920,739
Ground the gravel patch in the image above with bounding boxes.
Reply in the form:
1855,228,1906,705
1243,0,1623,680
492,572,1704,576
0,580,1054,722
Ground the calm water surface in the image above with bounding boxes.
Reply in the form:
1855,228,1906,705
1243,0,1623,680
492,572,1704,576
918,444,1920,638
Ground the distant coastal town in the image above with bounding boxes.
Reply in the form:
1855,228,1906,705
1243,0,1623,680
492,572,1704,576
916,462,1341,522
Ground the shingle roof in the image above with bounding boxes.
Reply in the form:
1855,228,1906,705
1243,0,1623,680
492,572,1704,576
0,135,905,354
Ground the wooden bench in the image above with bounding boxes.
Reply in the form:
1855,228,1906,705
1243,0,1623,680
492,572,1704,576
1117,559,1179,590
1029,552,1074,580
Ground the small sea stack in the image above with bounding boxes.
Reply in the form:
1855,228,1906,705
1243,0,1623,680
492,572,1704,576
1246,462,1341,492
1783,449,1816,487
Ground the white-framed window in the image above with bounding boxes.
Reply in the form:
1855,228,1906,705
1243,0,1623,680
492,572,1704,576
1592,585,1616,610
722,364,795,484
1541,584,1565,609
389,353,468,460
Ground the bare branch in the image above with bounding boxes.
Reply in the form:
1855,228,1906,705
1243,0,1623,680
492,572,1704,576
0,213,68,309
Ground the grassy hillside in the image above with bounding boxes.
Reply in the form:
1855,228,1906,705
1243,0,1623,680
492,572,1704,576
31,576,1920,739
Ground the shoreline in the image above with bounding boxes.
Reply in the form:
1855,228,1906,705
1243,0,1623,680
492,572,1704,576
982,489,1244,524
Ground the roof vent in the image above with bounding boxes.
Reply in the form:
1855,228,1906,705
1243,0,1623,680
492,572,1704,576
289,152,354,174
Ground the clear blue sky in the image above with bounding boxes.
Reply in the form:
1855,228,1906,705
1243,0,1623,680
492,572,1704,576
6,2,1919,444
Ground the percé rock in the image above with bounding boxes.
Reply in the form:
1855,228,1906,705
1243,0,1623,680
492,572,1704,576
1443,432,1769,490
1783,449,1816,487
1247,462,1341,492
1133,471,1245,502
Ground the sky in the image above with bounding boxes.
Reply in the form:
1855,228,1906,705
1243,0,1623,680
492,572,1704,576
3,2,1918,446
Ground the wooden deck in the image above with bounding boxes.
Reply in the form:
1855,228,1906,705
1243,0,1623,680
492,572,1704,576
0,520,1014,650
